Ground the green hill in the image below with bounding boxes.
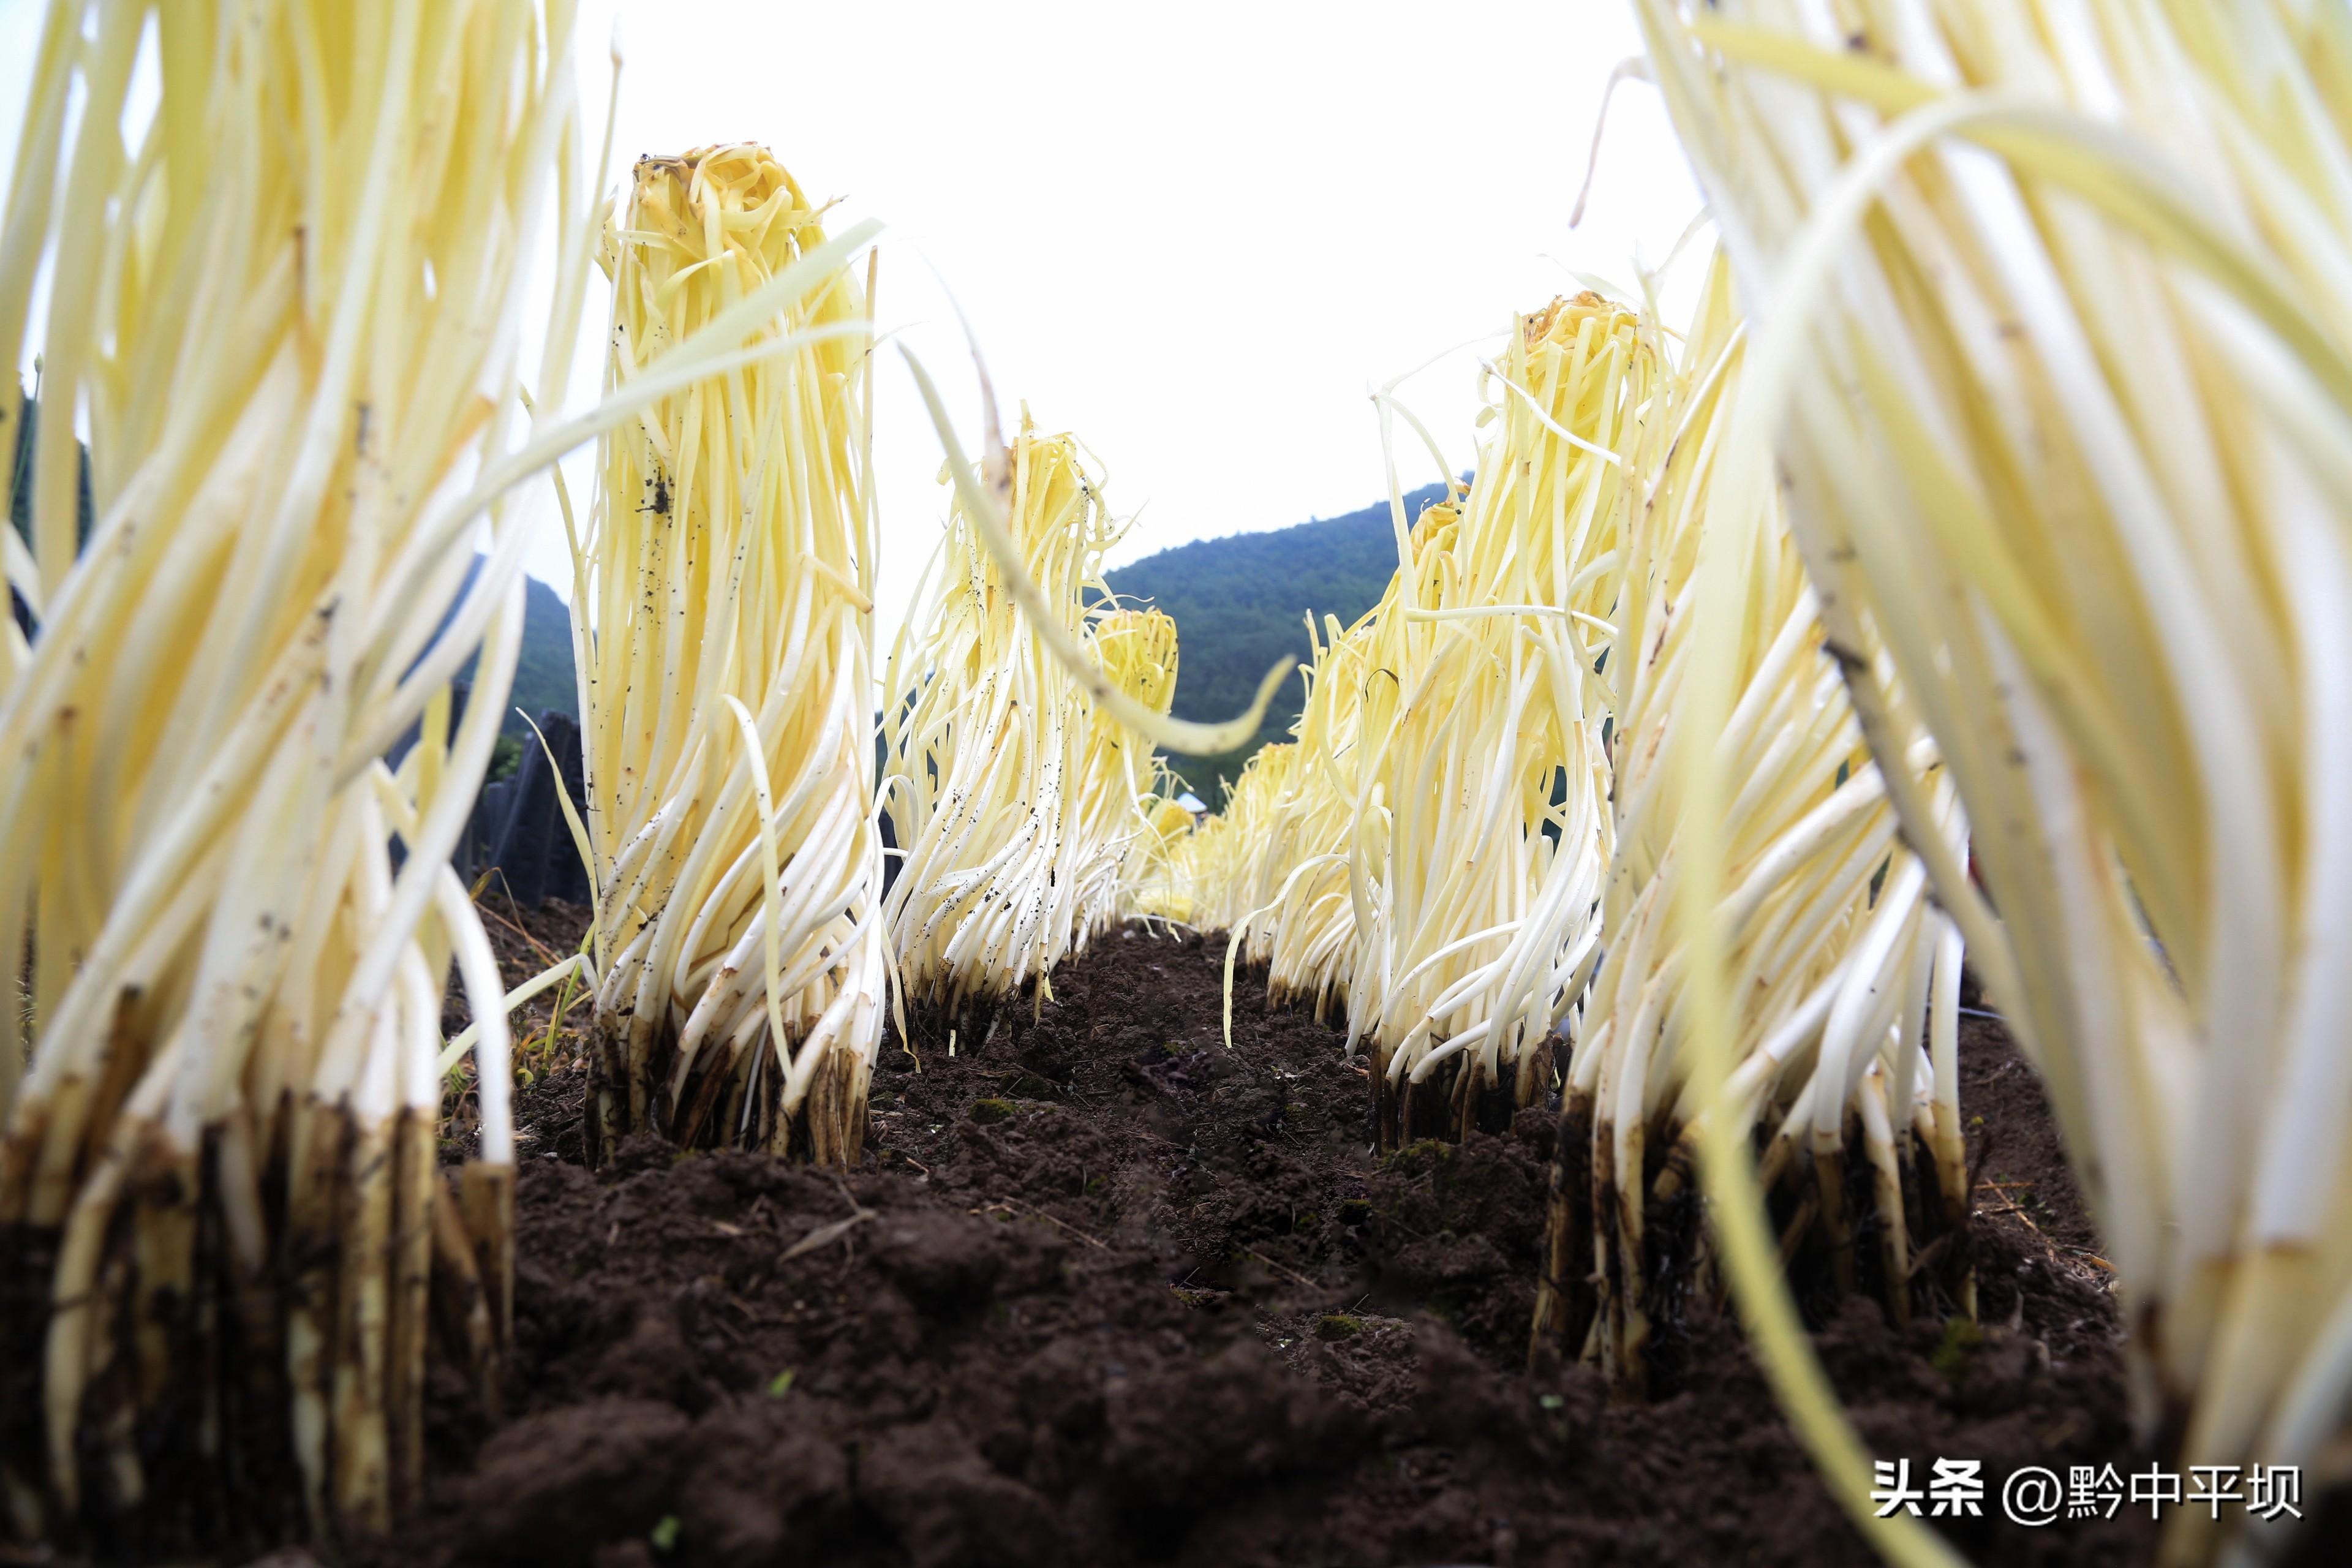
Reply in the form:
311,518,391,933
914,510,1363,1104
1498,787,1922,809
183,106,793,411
505,573,579,729
1100,482,1451,794
446,556,579,738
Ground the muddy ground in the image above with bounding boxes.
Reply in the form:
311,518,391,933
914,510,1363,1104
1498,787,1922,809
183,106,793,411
370,910,2174,1568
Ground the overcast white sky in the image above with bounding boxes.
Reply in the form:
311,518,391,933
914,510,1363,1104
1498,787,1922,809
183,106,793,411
1,0,1703,660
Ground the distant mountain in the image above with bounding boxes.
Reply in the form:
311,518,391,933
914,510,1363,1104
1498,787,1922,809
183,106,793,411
507,573,579,730
447,557,579,739
1100,482,1452,793
386,562,575,783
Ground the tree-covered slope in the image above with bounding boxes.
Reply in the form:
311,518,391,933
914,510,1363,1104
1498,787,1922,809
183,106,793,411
448,558,579,737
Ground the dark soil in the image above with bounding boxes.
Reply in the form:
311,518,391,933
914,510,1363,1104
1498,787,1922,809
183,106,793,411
439,894,593,1164
347,914,2166,1568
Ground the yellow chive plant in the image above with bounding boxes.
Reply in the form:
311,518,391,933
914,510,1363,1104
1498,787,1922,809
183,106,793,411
577,146,885,1168
881,418,1129,1015
1191,505,1438,1052
1350,296,1651,1144
1200,738,1303,950
894,346,1295,824
1071,606,1181,938
1534,254,1973,1397
0,0,603,1541
1140,796,1261,936
1124,794,1202,928
1252,611,1374,1023
1631,1,2352,1562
